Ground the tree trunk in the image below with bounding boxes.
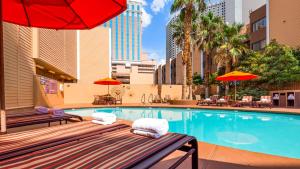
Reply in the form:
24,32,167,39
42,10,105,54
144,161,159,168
184,7,192,100
204,53,210,98
182,64,187,100
187,53,193,99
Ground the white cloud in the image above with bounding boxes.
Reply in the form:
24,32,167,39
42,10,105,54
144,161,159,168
141,8,152,28
151,0,170,13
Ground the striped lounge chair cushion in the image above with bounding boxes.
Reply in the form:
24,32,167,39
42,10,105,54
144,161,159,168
0,127,186,169
0,122,128,160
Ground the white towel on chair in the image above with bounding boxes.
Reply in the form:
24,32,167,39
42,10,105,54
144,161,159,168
92,119,115,125
132,129,161,139
92,113,116,123
132,118,169,137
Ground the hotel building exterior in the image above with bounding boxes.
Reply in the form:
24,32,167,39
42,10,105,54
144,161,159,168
250,0,300,50
102,0,156,84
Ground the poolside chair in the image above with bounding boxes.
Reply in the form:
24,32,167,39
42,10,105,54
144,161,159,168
5,110,83,129
256,96,272,108
0,121,198,169
92,95,106,105
195,95,201,105
237,96,253,107
162,95,171,103
200,95,218,106
216,96,231,106
153,95,162,103
113,94,122,105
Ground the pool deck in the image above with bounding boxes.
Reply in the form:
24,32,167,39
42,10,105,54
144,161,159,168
5,103,300,169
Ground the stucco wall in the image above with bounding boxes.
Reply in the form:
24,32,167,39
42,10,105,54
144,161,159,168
269,0,300,48
78,27,110,84
64,84,184,104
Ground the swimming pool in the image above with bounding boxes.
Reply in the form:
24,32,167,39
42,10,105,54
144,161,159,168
66,107,300,159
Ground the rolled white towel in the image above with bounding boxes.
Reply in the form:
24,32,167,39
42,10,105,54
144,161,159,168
92,113,117,123
92,119,115,125
132,130,161,139
35,106,49,114
132,118,169,136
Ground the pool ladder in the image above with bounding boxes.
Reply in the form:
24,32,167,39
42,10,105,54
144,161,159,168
141,93,146,104
148,94,153,104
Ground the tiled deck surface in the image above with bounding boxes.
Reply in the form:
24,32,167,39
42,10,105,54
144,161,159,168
5,103,300,169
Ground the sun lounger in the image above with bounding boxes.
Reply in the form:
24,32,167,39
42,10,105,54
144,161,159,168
199,95,218,106
256,96,272,108
216,96,231,106
0,121,198,169
237,96,253,107
4,111,83,129
153,95,162,103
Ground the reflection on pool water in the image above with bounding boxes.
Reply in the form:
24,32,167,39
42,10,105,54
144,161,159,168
66,107,300,159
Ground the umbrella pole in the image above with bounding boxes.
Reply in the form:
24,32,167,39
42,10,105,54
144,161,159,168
108,85,110,95
235,80,237,102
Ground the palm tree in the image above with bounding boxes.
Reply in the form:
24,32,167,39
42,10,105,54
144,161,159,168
214,23,248,94
196,12,223,97
171,12,198,99
171,0,205,100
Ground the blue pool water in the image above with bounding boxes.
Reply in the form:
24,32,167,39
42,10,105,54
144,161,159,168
65,107,300,159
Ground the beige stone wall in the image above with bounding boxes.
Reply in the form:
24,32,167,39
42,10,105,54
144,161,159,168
78,27,110,84
269,0,300,48
176,53,184,84
64,84,184,104
34,29,77,78
3,23,35,109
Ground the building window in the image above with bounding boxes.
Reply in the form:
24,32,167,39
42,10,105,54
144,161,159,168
252,17,266,32
252,39,266,51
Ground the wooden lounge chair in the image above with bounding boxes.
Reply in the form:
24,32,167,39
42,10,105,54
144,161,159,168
4,111,83,129
195,95,201,105
162,95,171,103
153,95,162,103
237,96,253,107
113,94,122,105
0,121,198,169
256,96,272,108
216,96,231,106
92,95,106,105
200,95,218,106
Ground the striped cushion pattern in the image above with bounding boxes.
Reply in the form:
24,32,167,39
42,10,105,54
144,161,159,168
0,128,185,169
0,122,127,159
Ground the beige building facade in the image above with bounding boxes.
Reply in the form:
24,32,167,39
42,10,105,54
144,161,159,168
3,23,78,110
268,0,300,48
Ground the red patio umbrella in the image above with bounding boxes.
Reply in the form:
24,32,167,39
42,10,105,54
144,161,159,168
94,78,122,95
2,0,127,29
0,0,127,133
216,71,258,101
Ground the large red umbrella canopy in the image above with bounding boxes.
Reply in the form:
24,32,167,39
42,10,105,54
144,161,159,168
94,78,122,95
216,71,258,101
216,71,258,81
94,77,122,85
3,0,127,29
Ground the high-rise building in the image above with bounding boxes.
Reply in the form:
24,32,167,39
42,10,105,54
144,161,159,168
166,14,181,62
102,0,156,84
103,0,142,62
205,0,226,21
205,0,265,24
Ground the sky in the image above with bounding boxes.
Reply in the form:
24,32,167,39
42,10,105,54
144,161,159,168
141,0,221,64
